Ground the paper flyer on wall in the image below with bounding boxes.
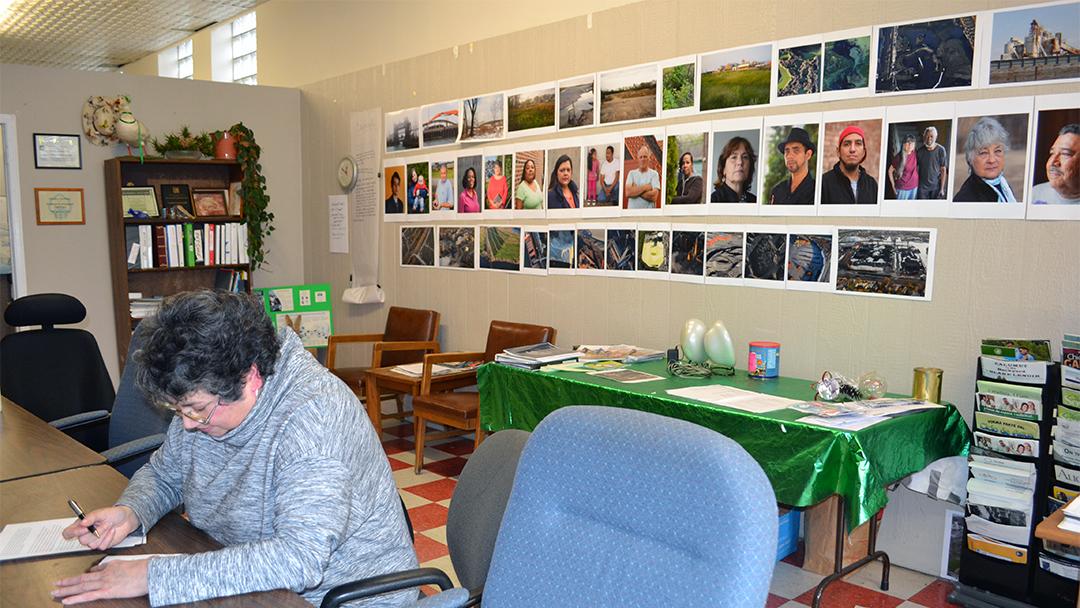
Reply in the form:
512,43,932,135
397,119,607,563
976,379,1043,401
975,411,1040,439
1039,553,1080,582
974,431,1038,458
967,533,1027,564
976,392,1041,421
979,356,1049,385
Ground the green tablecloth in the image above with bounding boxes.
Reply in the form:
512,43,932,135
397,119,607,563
478,361,970,528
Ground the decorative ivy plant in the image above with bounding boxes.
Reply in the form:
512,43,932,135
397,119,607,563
228,122,274,269
151,126,213,157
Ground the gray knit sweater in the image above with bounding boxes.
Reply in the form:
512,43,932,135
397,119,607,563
117,329,418,606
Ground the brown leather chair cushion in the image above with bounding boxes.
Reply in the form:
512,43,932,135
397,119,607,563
380,306,440,367
482,321,557,361
414,391,480,425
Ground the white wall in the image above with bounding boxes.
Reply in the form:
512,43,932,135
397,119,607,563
0,63,304,381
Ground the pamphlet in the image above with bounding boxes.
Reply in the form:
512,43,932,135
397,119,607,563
976,380,1043,401
973,431,1038,458
976,392,1041,421
795,414,884,431
979,356,1049,385
1056,464,1080,487
980,339,1052,361
574,344,665,363
587,368,664,384
974,412,1039,440
966,533,1027,564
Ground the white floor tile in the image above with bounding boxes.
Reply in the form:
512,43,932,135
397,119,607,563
769,561,824,600
393,468,445,488
843,562,935,600
399,490,433,508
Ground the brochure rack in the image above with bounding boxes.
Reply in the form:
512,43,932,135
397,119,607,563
956,358,1061,605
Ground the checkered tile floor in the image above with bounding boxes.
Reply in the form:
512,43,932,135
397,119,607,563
381,416,960,608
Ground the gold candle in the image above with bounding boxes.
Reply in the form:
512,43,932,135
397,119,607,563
912,367,943,403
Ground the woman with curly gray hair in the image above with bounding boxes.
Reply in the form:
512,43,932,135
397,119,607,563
954,116,1017,203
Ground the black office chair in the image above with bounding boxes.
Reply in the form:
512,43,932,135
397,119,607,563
1,293,114,451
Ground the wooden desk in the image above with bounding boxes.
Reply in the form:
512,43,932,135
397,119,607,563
1035,496,1080,547
0,397,105,481
363,366,477,431
1,465,309,608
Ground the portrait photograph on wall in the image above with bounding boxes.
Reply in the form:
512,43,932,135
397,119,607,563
599,64,658,125
512,149,546,213
950,102,1031,219
420,101,460,148
985,2,1080,87
582,137,622,212
705,230,744,282
546,146,583,212
483,153,513,211
819,115,883,208
429,158,457,215
709,121,762,212
836,228,935,300
548,227,576,271
460,93,505,142
507,84,556,135
699,44,772,112
666,126,709,214
456,154,483,214
761,119,820,210
383,164,407,217
479,225,521,271
437,226,476,269
623,132,665,211
400,226,435,266
522,230,549,273
875,15,978,94
558,75,596,130
1027,96,1080,220
406,161,431,215
670,226,705,281
385,107,420,152
882,111,954,211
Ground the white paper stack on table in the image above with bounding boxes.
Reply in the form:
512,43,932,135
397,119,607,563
787,398,944,431
391,360,480,378
574,344,665,363
666,385,801,414
0,517,146,561
494,342,579,370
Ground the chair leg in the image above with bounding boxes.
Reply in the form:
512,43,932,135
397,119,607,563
473,421,485,450
395,394,405,415
414,415,426,475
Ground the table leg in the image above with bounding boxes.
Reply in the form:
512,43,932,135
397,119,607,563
811,497,891,608
364,373,383,433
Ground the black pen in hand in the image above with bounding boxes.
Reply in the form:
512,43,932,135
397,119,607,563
67,499,101,538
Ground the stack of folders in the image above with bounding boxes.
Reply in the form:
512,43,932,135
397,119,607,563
1042,333,1080,583
129,294,163,319
494,342,579,370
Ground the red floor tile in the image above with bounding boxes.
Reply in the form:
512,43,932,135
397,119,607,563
408,503,450,532
431,439,475,456
405,478,458,502
424,456,468,478
412,533,449,563
382,438,415,455
765,593,789,608
387,457,411,471
793,579,904,608
907,579,961,608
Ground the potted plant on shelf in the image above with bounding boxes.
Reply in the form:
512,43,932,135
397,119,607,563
151,126,213,159
226,122,274,269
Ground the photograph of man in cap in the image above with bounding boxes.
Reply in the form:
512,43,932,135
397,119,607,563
821,125,879,204
916,126,948,199
768,127,816,205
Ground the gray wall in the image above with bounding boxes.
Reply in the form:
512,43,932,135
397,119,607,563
0,63,304,382
297,0,1080,575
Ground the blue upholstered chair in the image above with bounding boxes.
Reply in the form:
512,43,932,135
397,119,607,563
1,293,115,451
322,406,778,608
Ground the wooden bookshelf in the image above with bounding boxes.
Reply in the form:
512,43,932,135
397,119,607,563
105,157,252,367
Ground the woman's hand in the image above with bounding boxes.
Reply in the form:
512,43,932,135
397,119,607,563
62,505,140,551
52,558,150,605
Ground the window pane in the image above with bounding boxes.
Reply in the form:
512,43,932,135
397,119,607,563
178,56,193,79
232,12,256,36
232,29,256,57
178,39,192,60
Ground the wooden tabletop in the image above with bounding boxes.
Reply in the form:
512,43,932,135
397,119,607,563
0,397,106,481
364,366,477,429
1035,496,1080,547
1,465,309,608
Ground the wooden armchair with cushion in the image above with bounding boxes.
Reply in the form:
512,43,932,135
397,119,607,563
412,320,556,473
326,306,441,419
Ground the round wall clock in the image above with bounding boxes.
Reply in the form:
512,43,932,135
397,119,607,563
337,156,358,192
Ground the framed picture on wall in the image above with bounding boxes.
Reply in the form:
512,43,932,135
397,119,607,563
33,133,82,169
34,187,85,224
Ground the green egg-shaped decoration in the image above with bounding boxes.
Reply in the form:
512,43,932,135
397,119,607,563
704,320,735,367
681,318,707,363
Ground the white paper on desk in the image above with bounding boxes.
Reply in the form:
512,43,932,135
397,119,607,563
666,385,799,413
0,518,145,561
796,414,884,431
